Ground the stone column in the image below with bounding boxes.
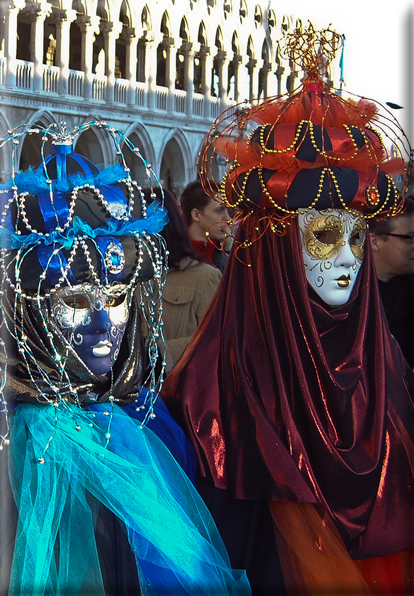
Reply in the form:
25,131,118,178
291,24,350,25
232,54,242,103
53,7,76,96
216,49,228,112
101,20,122,103
266,63,278,97
2,1,24,89
144,31,158,110
246,58,258,100
275,43,290,96
77,15,99,100
200,45,212,119
26,1,52,92
262,64,271,98
276,64,287,96
181,41,193,116
287,68,299,93
199,46,210,95
163,36,176,113
122,26,137,105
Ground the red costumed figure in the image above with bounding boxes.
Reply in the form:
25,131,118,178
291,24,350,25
163,25,414,595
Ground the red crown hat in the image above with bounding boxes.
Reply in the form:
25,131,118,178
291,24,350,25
198,24,412,230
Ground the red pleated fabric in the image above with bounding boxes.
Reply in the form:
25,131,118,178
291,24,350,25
162,212,414,559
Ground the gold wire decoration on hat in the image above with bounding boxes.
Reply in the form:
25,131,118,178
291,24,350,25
280,23,343,78
198,22,412,262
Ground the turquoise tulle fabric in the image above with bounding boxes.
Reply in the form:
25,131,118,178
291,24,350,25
8,402,250,596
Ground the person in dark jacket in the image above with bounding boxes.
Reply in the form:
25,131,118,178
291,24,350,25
369,199,414,366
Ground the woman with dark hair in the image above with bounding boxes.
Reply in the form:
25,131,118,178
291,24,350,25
158,188,199,268
143,188,222,374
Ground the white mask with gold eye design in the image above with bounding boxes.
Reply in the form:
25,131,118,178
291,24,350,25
298,208,366,306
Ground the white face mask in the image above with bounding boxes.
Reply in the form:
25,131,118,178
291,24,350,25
298,208,366,306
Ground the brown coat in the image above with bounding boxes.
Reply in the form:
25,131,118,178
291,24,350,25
162,257,222,373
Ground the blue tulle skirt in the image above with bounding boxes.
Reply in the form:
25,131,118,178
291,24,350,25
7,400,251,596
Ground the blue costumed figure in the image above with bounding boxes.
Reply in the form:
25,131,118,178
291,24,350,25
0,121,251,596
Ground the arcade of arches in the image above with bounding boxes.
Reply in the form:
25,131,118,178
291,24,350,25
0,0,341,196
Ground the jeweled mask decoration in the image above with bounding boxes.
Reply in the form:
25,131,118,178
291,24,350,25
0,121,169,448
298,208,366,306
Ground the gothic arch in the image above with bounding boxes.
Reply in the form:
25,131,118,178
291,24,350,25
96,0,109,21
281,14,294,34
135,6,152,83
254,4,263,28
121,122,157,187
193,21,208,94
155,11,172,87
231,31,239,54
0,111,12,139
160,11,171,37
198,21,207,46
16,7,32,63
268,8,276,31
26,110,59,133
179,16,189,42
141,5,152,35
214,26,223,51
119,0,131,26
115,0,133,79
195,134,225,185
18,110,59,171
247,35,255,60
72,0,86,15
227,31,240,101
75,128,106,169
261,38,270,63
74,123,108,169
176,16,191,89
239,0,248,23
159,128,193,198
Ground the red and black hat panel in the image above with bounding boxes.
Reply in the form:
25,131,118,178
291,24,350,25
227,165,395,214
223,113,395,216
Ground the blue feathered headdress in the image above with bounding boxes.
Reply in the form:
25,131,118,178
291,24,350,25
0,121,168,291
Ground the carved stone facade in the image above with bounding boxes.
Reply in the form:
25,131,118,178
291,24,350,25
0,0,340,195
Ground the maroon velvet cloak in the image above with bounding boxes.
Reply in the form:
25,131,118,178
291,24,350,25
162,213,414,559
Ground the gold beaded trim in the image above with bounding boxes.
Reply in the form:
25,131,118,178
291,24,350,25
259,120,376,165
